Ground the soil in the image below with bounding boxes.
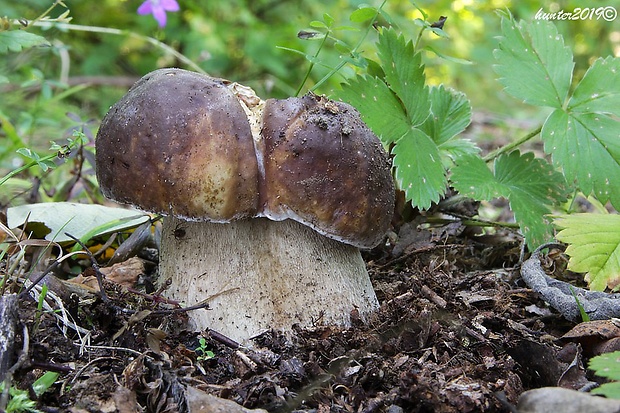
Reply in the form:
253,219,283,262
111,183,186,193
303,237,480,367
0,214,610,412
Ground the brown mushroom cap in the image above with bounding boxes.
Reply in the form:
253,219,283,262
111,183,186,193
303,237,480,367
260,94,395,248
96,68,260,221
96,68,394,248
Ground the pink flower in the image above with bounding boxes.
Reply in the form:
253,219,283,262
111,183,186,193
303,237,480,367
137,0,180,28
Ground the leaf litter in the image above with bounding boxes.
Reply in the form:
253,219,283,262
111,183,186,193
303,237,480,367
2,210,620,412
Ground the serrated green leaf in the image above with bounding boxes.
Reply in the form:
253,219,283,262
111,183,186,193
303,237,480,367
422,85,472,146
589,351,620,380
542,110,620,209
452,151,567,247
437,138,480,167
377,28,429,125
350,7,377,23
0,30,49,54
493,17,573,107
569,56,620,115
364,58,385,79
392,129,446,209
337,75,410,147
421,85,476,166
554,214,620,291
451,154,502,200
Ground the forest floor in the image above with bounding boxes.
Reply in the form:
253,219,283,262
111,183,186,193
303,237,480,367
4,210,613,413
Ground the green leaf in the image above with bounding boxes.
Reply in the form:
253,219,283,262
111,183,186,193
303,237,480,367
7,202,150,243
554,213,620,291
452,151,568,247
568,56,620,115
337,75,411,147
392,129,446,209
590,350,620,399
421,85,476,166
542,110,620,209
422,85,472,146
437,138,480,167
591,382,620,399
309,20,328,29
377,28,430,126
424,46,473,65
0,30,50,53
323,13,334,27
32,371,59,397
429,27,449,38
589,351,620,380
349,7,377,23
493,17,573,108
451,154,501,200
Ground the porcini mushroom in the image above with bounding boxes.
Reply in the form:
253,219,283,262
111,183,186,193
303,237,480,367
96,68,394,342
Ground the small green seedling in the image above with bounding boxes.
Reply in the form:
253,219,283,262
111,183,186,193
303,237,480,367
0,371,59,413
195,337,215,361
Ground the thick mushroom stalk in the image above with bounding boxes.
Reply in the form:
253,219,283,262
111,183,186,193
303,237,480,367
161,218,377,338
96,68,395,342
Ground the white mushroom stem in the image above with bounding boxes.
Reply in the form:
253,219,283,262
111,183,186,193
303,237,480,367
160,217,379,343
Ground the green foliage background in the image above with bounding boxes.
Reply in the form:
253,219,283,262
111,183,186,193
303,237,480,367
1,0,618,211
2,0,617,128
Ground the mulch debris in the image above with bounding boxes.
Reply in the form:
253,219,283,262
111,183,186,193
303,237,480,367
2,220,617,412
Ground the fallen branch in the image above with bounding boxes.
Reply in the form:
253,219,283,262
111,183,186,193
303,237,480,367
521,243,620,321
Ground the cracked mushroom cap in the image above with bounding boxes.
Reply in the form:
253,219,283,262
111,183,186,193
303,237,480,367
95,68,260,222
260,94,395,248
96,68,395,248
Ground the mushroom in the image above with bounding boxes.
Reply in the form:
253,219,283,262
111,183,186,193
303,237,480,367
96,68,395,342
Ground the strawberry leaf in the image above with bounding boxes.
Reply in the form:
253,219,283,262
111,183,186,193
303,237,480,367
0,30,49,54
337,75,410,147
590,351,620,380
568,57,620,114
377,28,429,126
493,17,573,108
554,213,620,291
422,86,471,145
392,129,446,209
452,151,568,247
542,110,620,209
591,382,620,400
421,85,477,165
450,154,499,199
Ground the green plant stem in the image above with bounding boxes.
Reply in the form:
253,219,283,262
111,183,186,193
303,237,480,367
483,125,542,163
295,30,331,97
31,0,66,26
413,27,425,50
27,22,206,75
425,215,521,229
309,0,387,93
0,155,56,186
